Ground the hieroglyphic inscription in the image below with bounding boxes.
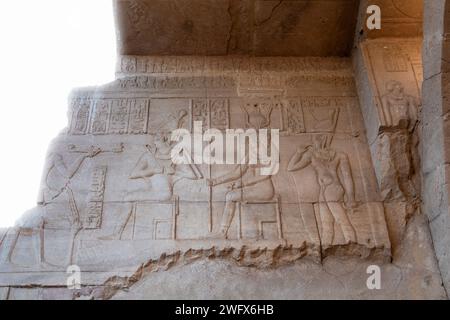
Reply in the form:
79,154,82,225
85,166,107,229
116,76,236,90
286,100,306,135
70,99,91,135
382,45,409,72
210,99,230,130
191,99,209,131
283,97,345,134
69,99,149,135
91,100,111,135
109,99,130,134
118,56,352,74
191,99,230,131
128,99,150,134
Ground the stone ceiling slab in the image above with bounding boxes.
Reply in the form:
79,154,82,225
115,0,360,56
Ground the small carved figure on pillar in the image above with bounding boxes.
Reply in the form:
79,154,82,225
379,80,420,201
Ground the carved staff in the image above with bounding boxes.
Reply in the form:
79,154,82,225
68,143,124,154
0,230,7,248
208,163,213,233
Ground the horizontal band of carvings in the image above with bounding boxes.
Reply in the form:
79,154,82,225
68,97,357,136
117,56,353,75
107,75,355,91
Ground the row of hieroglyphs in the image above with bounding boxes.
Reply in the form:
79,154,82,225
112,74,355,90
70,98,150,135
118,56,353,74
69,97,352,136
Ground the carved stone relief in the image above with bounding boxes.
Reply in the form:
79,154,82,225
360,39,422,127
360,39,422,203
191,99,230,132
287,134,357,246
69,98,150,135
0,56,393,298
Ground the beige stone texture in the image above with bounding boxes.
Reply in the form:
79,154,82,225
115,0,360,56
1,0,450,300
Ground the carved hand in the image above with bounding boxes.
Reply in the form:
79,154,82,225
229,181,242,190
87,147,102,158
207,178,216,187
296,145,310,154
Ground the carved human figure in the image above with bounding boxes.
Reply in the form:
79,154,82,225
105,125,202,240
126,132,202,201
126,108,200,201
102,109,200,240
380,80,419,201
207,163,275,239
287,134,357,246
6,147,101,267
381,80,419,130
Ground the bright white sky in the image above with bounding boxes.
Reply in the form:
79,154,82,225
0,1,116,227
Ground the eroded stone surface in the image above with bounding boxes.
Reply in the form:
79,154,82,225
115,0,359,56
0,57,397,296
1,0,449,300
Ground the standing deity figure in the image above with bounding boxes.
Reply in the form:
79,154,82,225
381,80,419,130
379,80,420,200
5,147,101,267
287,134,357,246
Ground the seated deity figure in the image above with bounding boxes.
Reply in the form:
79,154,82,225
287,134,357,246
207,162,275,239
102,110,202,240
125,109,202,201
208,103,278,239
125,133,202,202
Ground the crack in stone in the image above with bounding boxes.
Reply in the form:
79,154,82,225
226,0,237,54
254,0,285,27
424,71,443,81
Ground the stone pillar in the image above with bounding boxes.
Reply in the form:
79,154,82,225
422,0,450,294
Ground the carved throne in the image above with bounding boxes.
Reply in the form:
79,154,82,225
236,195,284,241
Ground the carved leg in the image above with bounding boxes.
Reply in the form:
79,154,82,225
68,226,82,266
37,226,45,265
99,203,135,240
6,228,21,264
328,202,357,244
36,226,53,268
220,202,236,238
319,203,335,246
219,190,242,238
